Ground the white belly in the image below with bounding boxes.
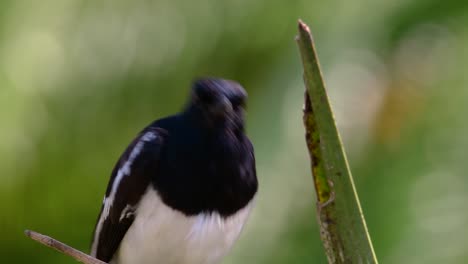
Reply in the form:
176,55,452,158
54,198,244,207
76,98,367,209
112,187,253,264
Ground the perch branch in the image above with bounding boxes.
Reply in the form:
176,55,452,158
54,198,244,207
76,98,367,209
25,230,107,264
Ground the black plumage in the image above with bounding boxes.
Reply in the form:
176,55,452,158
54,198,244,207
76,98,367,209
91,78,258,263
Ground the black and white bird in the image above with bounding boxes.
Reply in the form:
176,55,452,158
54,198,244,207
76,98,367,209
90,79,258,264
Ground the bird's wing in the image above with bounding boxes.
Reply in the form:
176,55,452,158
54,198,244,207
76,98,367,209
90,127,167,262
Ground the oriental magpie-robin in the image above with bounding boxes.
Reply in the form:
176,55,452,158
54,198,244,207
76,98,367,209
90,79,258,264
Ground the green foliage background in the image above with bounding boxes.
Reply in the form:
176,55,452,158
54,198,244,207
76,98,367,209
1,0,468,263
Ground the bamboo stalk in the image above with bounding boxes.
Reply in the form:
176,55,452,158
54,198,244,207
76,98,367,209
296,19,379,263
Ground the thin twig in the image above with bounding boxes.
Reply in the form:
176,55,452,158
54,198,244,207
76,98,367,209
25,230,107,264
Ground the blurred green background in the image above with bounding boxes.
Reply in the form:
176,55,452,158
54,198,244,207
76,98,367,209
1,0,468,263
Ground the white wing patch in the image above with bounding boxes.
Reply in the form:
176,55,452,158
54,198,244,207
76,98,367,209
91,131,157,257
102,131,157,220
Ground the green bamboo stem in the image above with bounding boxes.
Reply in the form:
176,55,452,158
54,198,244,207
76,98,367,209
296,20,378,263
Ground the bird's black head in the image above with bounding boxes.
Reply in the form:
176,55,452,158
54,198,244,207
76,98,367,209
186,78,247,131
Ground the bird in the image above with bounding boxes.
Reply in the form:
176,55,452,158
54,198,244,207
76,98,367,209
90,78,258,264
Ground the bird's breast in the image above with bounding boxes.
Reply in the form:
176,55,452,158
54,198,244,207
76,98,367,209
152,132,256,217
112,187,253,264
